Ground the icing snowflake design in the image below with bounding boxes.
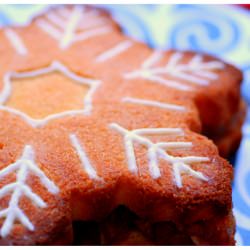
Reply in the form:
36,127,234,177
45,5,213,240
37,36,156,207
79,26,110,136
0,145,59,237
110,123,209,188
124,51,224,91
0,61,101,128
36,5,114,49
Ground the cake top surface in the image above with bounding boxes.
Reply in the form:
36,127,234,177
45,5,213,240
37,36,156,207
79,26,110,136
0,5,239,243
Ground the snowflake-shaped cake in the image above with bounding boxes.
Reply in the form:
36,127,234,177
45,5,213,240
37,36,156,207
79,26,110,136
0,5,242,245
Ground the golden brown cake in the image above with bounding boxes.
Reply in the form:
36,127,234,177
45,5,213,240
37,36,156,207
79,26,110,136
0,5,245,245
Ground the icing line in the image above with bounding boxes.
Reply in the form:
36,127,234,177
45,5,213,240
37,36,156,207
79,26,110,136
60,5,82,49
122,97,186,111
74,26,112,43
96,40,133,63
142,50,163,69
78,17,110,30
70,133,100,180
4,28,27,55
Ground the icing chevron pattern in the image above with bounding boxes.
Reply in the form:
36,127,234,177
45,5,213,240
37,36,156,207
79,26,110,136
0,145,59,237
109,123,209,187
36,5,113,49
124,51,224,91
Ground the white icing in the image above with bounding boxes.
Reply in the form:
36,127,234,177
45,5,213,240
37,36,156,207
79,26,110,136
124,51,224,91
69,134,100,180
0,61,101,127
0,145,59,237
76,9,110,30
134,127,183,135
142,50,163,69
73,26,112,43
78,17,110,30
59,6,82,49
57,6,71,19
125,70,193,91
173,162,208,188
36,6,113,49
46,12,66,29
77,8,99,20
0,106,85,128
4,28,27,55
109,123,209,187
37,19,61,40
96,40,133,63
122,97,186,112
